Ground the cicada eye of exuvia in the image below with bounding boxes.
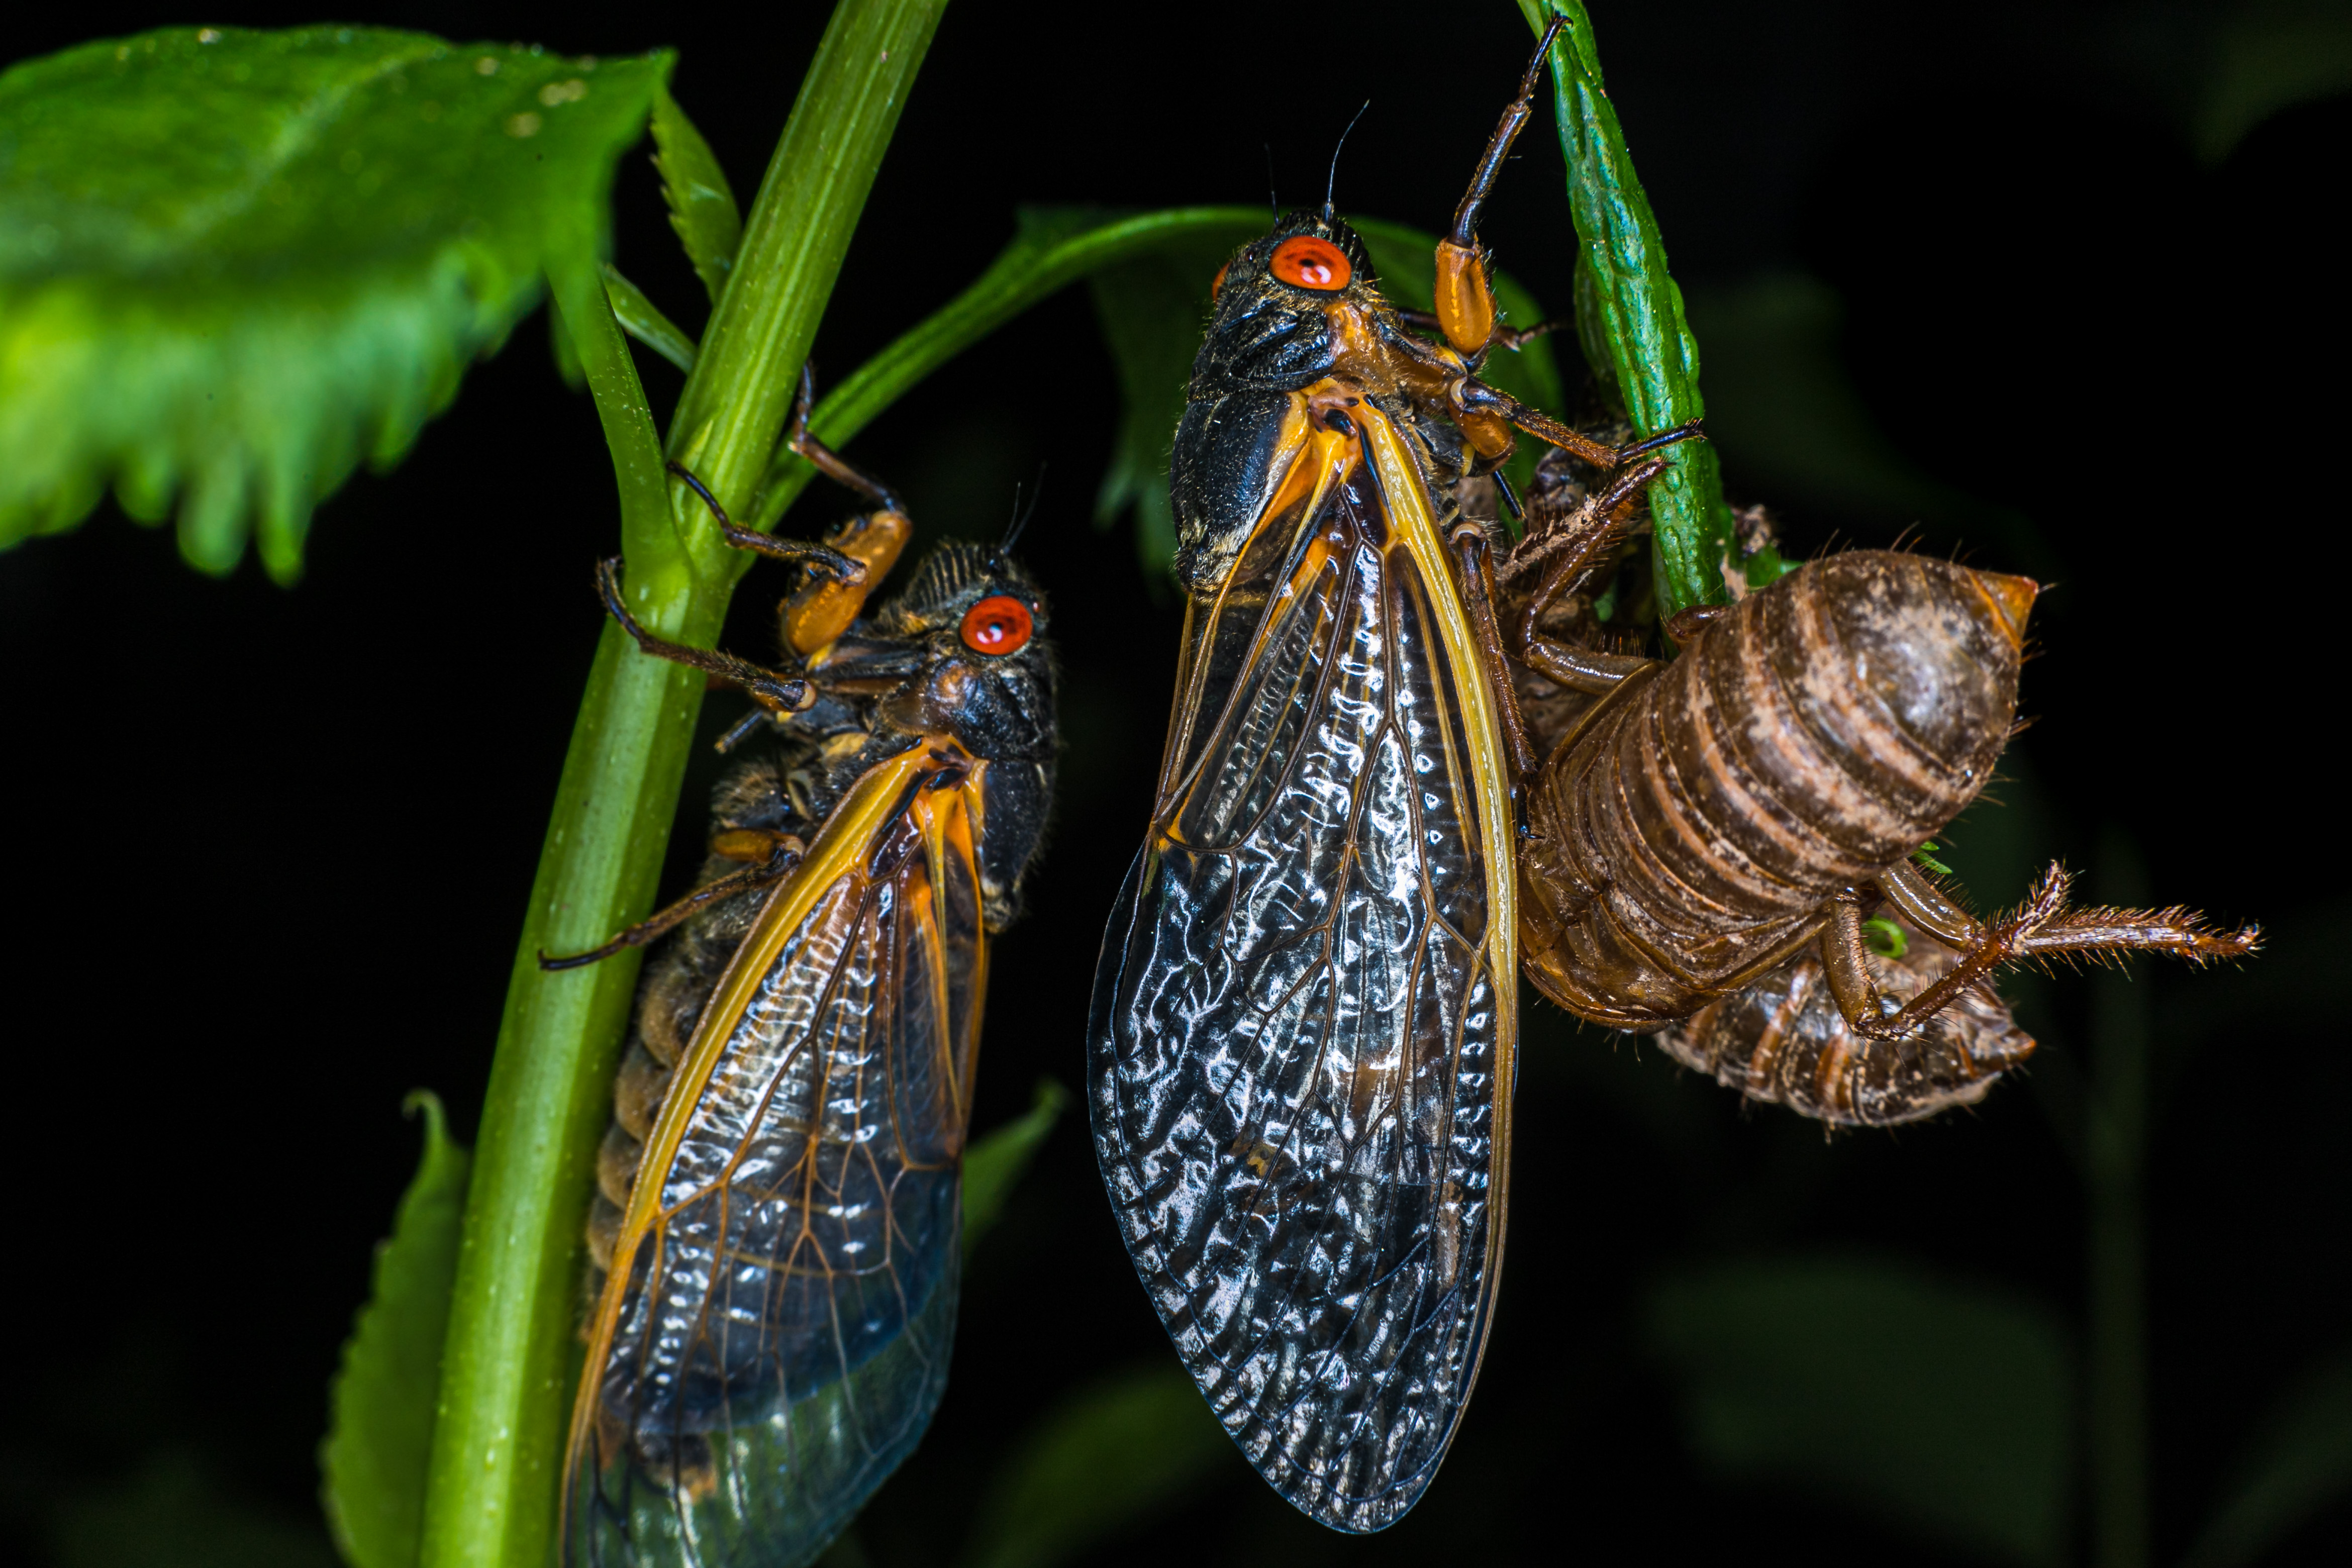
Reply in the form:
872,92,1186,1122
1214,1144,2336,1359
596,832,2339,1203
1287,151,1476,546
959,595,1033,655
1269,235,1351,291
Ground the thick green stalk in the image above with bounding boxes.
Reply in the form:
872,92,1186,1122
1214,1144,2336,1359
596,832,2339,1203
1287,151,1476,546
416,257,695,1568
670,0,948,571
418,6,946,1564
1517,0,1737,616
2087,838,2154,1568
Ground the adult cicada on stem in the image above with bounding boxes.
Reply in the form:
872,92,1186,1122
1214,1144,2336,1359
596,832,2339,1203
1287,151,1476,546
1088,19,1696,1533
1494,448,2257,1126
542,369,1057,1568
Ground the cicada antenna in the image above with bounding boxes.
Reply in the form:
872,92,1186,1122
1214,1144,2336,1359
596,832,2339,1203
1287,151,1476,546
1324,101,1370,224
1264,143,1279,220
1000,464,1048,559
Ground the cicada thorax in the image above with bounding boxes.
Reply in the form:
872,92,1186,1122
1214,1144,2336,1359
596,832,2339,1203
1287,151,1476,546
555,413,1056,1566
1653,912,2039,1127
1516,550,2035,1025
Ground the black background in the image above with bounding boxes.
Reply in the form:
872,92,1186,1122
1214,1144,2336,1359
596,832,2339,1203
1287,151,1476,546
3,3,2346,1565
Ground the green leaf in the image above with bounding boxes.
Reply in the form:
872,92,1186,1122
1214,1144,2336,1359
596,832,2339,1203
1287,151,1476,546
2184,1344,2352,1568
320,1093,472,1568
956,1363,1234,1568
649,83,741,301
420,7,950,1566
1648,1255,2073,1567
601,262,698,372
0,25,670,581
962,1077,1068,1260
1518,1,1733,617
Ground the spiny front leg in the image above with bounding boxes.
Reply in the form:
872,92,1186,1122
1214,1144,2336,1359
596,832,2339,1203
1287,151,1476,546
1825,863,2260,1040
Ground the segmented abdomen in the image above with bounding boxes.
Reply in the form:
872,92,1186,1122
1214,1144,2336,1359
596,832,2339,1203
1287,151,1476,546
1654,915,2037,1126
1519,552,2027,1023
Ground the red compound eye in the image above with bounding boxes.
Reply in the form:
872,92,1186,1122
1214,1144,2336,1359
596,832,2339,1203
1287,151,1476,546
1269,235,1351,291
1211,259,1231,299
959,594,1033,655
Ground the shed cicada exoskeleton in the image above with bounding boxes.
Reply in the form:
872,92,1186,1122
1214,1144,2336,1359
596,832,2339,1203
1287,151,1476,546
1088,21,1697,1533
543,373,1056,1567
1495,450,2257,1120
1654,911,2040,1127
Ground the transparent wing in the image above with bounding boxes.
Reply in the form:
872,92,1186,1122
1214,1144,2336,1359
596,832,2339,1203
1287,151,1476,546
1089,417,1514,1533
570,762,986,1568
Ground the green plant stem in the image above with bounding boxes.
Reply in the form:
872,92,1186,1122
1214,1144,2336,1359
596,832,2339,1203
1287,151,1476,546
1517,0,1736,617
2087,835,2154,1568
417,258,697,1568
418,6,945,1564
672,0,948,566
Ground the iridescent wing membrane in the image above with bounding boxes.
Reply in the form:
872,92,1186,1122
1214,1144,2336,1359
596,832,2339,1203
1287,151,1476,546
1089,408,1518,1532
569,747,988,1568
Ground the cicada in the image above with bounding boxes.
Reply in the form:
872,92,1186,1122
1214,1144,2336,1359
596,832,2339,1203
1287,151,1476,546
543,375,1056,1567
1088,20,1695,1533
1497,448,2256,1086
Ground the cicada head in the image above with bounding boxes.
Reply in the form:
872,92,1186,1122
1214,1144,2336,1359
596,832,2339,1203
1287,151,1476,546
1197,209,1383,385
868,541,1057,765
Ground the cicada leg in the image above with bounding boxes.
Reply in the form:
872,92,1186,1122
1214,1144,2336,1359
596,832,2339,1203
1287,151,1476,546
1448,521,1539,780
1388,307,1567,355
538,828,806,971
1429,15,1568,356
594,557,819,717
1503,455,1669,697
783,361,907,515
773,365,915,658
1456,377,1709,472
665,456,864,579
1821,860,2261,1040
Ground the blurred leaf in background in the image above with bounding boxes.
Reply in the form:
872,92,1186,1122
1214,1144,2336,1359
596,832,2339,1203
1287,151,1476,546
50,1451,339,1568
2185,1344,2352,1567
1648,1254,2074,1567
0,26,667,580
2195,0,2352,162
1086,213,1252,581
955,1363,1235,1568
1681,273,2055,580
961,1078,1067,1262
319,1094,470,1568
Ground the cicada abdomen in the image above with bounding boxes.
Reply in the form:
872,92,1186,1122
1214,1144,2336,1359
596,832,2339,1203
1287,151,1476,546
1654,915,2037,1126
1090,20,1700,1533
1498,471,2257,1067
547,375,1056,1568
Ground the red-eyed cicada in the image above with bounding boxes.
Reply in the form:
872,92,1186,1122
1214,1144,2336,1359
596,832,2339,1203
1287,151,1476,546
544,374,1056,1567
1088,21,1696,1533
